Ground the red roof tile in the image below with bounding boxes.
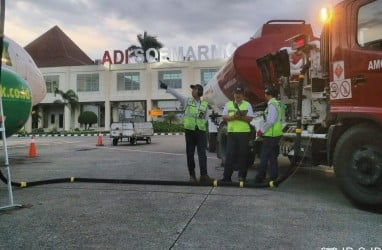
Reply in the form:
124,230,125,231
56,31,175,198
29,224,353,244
25,25,94,67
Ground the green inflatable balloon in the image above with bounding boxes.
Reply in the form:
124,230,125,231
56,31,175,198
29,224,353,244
0,67,32,138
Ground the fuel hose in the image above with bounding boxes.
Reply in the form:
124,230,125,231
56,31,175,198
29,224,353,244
0,172,285,189
0,145,301,190
0,67,309,191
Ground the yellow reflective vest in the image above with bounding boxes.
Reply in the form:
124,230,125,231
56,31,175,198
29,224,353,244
227,101,251,133
183,98,208,131
263,98,283,137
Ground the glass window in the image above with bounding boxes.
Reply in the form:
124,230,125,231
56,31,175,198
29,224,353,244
59,114,64,128
200,68,218,86
118,101,146,122
158,70,182,89
117,72,140,91
77,73,99,92
44,75,59,93
357,1,382,50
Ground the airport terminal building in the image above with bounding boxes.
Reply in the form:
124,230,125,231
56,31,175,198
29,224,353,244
24,26,228,132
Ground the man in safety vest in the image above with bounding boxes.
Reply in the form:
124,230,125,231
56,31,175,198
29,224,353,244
160,81,213,183
221,86,254,182
255,85,283,183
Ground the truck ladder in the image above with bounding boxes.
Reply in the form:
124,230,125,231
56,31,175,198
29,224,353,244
0,93,22,211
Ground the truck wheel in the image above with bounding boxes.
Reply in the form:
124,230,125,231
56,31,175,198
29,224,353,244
146,137,151,144
112,138,118,146
333,124,382,209
208,132,217,153
130,137,137,145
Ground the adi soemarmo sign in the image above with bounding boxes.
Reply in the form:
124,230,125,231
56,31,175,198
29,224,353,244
101,43,237,64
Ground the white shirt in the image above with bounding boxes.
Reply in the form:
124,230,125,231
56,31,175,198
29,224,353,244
222,100,254,117
261,98,279,133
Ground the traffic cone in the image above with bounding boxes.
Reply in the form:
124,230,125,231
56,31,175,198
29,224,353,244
96,133,104,146
28,135,38,157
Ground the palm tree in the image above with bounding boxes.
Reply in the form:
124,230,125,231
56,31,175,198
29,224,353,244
54,88,79,130
54,88,79,122
127,31,163,63
54,88,79,109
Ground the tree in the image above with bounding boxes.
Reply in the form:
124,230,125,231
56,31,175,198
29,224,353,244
54,88,79,130
164,112,179,125
78,111,98,130
54,88,79,109
127,31,163,63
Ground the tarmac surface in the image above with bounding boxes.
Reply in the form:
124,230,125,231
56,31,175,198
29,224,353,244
1,135,381,249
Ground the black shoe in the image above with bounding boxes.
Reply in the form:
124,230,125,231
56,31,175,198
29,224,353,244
200,175,213,182
269,176,278,182
238,177,246,182
220,178,232,182
254,176,265,183
238,172,247,179
189,174,197,182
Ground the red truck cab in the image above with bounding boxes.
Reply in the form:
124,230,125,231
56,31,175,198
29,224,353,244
327,0,382,124
322,0,382,209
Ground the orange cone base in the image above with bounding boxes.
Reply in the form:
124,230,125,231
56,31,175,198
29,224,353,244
28,143,37,157
96,135,104,146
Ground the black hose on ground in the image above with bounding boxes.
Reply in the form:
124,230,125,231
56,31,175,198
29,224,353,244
0,66,309,191
0,171,280,189
0,152,301,189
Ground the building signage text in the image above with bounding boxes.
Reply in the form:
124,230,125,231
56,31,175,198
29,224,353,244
101,43,237,65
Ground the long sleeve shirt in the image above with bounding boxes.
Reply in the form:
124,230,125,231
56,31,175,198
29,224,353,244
222,101,254,117
260,98,278,133
166,87,208,120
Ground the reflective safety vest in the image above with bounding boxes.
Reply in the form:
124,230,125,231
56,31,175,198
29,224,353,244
263,98,283,137
183,98,208,131
227,101,251,133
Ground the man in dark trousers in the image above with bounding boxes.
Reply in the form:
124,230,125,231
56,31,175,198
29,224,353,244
160,81,213,182
221,86,254,182
255,85,283,183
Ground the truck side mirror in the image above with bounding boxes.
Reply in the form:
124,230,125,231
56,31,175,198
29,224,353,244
256,55,272,84
256,49,290,83
272,49,290,78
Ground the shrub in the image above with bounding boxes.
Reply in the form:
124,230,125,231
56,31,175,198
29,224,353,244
78,111,98,130
48,126,58,134
152,121,184,133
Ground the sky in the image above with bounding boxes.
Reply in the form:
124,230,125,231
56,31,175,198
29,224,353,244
5,0,341,61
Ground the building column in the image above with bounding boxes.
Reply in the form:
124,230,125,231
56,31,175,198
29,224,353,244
146,63,153,121
64,105,71,130
112,102,119,123
105,100,110,130
38,105,44,130
25,115,32,133
103,64,111,130
72,105,80,129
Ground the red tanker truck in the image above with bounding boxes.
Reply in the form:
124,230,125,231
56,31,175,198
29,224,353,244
204,0,382,209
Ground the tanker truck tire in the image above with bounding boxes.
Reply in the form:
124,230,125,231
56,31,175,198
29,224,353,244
333,124,382,210
112,138,119,146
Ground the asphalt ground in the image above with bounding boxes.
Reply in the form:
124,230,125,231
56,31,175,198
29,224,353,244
0,135,381,249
